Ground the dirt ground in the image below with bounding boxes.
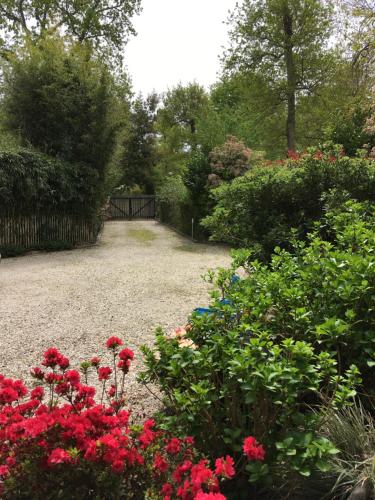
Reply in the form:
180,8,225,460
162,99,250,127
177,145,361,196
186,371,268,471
0,221,230,417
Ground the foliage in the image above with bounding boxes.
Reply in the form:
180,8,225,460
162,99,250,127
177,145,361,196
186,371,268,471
202,147,375,257
0,0,141,60
224,0,335,150
141,203,374,494
0,148,99,214
1,36,128,200
0,337,255,499
320,402,375,499
118,94,159,194
327,102,375,156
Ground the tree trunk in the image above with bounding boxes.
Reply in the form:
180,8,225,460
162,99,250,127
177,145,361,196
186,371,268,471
283,6,297,152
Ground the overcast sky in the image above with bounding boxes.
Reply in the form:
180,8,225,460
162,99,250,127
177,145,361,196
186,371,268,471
124,0,239,97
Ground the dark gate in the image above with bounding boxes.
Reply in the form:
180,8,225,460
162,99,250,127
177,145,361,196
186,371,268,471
108,195,156,220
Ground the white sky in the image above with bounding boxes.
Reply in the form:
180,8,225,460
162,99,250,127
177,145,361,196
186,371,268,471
123,0,239,96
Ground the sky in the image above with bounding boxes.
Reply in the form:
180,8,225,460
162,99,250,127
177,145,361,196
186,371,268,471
123,0,239,97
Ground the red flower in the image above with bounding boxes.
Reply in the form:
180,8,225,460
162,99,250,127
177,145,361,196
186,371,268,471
30,367,44,380
161,483,174,496
47,448,72,466
117,359,131,373
64,370,80,387
42,348,63,368
243,436,265,461
106,337,123,349
194,493,226,500
98,367,112,381
119,348,134,361
165,437,181,455
215,455,235,478
30,387,44,400
58,356,70,370
90,357,100,367
0,388,19,405
0,465,9,477
111,460,124,473
153,452,169,474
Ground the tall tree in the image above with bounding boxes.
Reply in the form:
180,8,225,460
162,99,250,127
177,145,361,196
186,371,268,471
157,83,209,145
119,93,159,193
225,0,334,151
0,0,141,59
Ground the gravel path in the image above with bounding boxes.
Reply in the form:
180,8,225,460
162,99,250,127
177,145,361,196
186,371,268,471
0,221,230,417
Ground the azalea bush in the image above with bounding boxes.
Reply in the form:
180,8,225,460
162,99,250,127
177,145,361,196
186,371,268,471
141,202,374,495
0,337,264,499
202,145,375,259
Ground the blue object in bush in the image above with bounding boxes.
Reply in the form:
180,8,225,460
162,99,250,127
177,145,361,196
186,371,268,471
194,307,215,316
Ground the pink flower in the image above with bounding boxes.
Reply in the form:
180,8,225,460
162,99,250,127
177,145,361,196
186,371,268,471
106,337,123,349
243,436,265,461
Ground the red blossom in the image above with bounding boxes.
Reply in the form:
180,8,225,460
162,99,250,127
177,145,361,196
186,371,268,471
243,436,265,461
165,437,181,455
64,370,80,387
47,448,72,466
98,367,112,381
58,356,70,370
153,452,169,474
30,387,44,400
194,493,226,500
30,367,44,380
90,357,101,367
106,337,123,349
215,456,235,479
119,348,134,362
42,348,63,368
0,465,9,477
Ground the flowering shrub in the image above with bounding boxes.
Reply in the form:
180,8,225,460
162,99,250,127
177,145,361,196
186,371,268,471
202,144,375,258
141,203,374,493
0,337,264,499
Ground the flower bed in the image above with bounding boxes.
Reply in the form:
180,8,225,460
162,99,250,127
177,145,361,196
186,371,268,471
0,337,264,499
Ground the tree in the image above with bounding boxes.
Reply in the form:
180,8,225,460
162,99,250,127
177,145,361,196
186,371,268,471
157,83,209,147
225,0,334,151
2,36,128,191
0,0,141,59
119,94,159,193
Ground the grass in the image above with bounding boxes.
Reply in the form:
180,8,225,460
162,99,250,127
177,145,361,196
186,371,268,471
174,243,206,253
127,228,156,242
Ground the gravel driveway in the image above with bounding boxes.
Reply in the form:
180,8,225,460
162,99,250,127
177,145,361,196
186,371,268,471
0,221,230,416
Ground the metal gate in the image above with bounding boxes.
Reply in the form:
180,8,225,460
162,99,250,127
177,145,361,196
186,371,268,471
108,196,156,220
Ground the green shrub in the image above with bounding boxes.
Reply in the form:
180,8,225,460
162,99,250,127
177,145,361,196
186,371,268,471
0,148,98,214
202,147,375,259
141,202,374,494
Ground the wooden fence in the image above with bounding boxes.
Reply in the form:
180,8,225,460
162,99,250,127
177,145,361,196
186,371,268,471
0,212,102,252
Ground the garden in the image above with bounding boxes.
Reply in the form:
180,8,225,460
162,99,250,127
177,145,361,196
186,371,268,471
0,0,375,499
